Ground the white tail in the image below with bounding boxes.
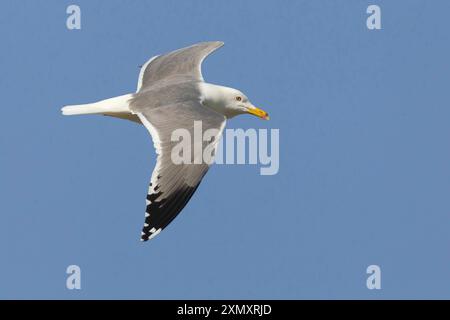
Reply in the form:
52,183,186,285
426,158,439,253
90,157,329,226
61,94,133,116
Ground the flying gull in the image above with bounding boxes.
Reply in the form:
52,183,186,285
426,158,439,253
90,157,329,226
61,41,269,242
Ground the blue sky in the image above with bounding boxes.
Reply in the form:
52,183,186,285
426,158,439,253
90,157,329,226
1,0,450,299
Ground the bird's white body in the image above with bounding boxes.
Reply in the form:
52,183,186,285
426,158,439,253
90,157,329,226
61,83,250,120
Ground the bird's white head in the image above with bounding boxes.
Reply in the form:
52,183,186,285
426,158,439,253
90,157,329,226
199,83,269,120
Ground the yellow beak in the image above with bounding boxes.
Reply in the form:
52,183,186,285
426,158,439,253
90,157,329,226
247,106,270,120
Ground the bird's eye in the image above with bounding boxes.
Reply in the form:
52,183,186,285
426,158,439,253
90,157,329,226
235,96,242,102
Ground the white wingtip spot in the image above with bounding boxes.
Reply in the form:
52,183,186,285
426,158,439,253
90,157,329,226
148,228,162,240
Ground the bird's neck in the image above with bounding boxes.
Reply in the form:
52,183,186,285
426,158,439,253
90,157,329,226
199,83,235,118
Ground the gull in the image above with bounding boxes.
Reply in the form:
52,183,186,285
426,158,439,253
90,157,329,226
61,41,269,242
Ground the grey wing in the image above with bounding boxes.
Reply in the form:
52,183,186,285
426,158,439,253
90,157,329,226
135,101,226,241
137,41,224,92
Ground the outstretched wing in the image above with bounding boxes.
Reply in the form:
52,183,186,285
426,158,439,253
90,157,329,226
135,101,226,241
137,41,224,92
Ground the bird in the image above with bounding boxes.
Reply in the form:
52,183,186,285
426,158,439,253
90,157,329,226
61,41,269,242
